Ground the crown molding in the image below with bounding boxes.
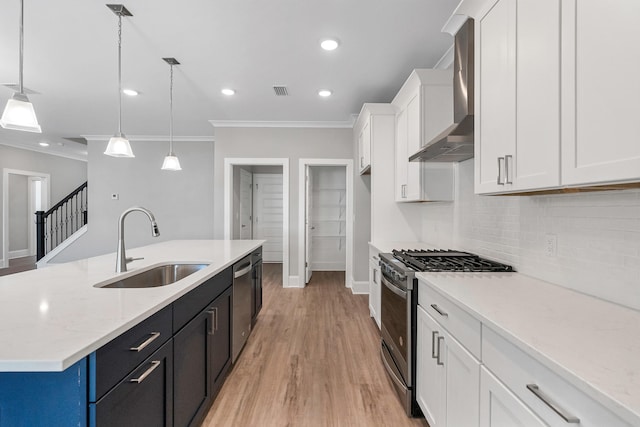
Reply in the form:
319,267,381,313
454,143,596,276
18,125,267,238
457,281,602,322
82,135,214,143
209,119,356,129
0,142,88,162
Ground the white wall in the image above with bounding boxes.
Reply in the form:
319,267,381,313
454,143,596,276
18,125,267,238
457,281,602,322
8,174,28,252
52,139,215,262
0,145,87,261
213,126,370,282
420,159,640,310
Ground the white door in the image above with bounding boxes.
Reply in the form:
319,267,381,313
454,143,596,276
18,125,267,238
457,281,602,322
27,177,44,256
304,166,313,283
445,331,481,427
416,305,446,427
253,173,283,263
480,367,546,427
239,169,253,239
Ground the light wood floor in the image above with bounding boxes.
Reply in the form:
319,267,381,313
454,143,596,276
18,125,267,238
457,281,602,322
203,264,427,427
0,256,36,277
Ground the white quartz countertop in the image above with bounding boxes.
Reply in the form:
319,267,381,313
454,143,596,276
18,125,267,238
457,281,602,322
416,271,640,425
0,239,263,372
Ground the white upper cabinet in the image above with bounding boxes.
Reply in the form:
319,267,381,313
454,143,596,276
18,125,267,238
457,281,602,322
356,111,372,174
475,0,561,194
561,0,640,186
473,0,640,194
392,69,455,202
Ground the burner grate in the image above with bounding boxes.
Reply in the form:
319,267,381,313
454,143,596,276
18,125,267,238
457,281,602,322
392,249,513,273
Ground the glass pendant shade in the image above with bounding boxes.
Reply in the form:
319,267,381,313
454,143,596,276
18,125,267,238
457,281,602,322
161,154,181,171
0,91,41,133
104,135,135,157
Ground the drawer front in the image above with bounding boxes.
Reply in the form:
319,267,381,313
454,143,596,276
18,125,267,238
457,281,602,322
369,245,381,261
90,339,173,427
482,326,633,427
418,279,481,359
173,266,233,333
90,305,172,402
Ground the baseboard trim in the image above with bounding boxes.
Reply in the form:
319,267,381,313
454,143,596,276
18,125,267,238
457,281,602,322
285,275,304,288
8,249,31,259
350,280,369,295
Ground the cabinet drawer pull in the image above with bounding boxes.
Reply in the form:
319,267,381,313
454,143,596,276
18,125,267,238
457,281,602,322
430,304,448,317
431,331,439,359
505,155,513,184
129,360,161,384
129,332,161,352
526,384,580,423
497,157,505,185
436,336,444,366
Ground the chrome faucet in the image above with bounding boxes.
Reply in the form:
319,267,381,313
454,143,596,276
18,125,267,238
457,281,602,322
116,207,160,273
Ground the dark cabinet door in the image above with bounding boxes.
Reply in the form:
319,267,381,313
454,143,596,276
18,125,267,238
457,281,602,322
173,303,213,427
210,286,233,397
174,285,233,427
90,340,173,427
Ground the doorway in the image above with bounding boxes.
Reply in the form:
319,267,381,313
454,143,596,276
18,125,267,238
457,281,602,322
298,159,353,289
224,158,290,286
2,169,50,268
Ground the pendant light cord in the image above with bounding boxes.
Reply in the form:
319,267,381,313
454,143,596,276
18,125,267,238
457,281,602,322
19,0,24,94
117,14,123,136
169,64,174,155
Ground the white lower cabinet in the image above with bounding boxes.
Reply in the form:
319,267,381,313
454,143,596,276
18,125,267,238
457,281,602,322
480,366,546,427
416,304,480,427
368,256,381,328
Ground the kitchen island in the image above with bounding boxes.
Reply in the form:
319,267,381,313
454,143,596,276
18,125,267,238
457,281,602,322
0,239,263,427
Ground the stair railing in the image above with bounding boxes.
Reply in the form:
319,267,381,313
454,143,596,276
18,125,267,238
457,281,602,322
35,182,88,261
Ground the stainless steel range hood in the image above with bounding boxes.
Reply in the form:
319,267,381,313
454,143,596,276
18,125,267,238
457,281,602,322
410,19,474,162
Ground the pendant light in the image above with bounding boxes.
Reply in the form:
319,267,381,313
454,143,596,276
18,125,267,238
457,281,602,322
0,0,42,133
104,4,134,158
161,58,182,171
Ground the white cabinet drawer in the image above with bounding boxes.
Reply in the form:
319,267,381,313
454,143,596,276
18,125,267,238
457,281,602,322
418,279,481,359
482,326,632,427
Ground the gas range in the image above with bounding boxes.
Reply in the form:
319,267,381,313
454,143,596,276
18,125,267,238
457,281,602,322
378,248,513,417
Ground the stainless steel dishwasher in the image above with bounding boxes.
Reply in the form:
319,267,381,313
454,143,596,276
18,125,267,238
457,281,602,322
232,255,252,362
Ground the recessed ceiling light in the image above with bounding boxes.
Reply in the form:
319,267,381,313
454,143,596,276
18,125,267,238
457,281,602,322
39,141,49,147
320,39,339,51
221,88,235,96
123,89,138,96
318,90,332,97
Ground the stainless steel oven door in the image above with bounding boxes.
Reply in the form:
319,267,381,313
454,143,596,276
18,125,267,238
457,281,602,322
380,273,409,382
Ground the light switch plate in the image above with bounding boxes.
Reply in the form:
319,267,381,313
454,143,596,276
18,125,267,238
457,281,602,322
111,193,119,200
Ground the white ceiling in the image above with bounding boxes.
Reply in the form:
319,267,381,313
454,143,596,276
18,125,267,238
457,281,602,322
0,0,460,159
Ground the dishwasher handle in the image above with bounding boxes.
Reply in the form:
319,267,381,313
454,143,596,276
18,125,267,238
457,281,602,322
234,263,252,278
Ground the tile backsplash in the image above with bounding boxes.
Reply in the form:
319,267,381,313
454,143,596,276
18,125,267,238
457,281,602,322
420,159,640,311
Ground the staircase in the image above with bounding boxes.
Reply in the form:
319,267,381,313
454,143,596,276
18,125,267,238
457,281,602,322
35,182,88,261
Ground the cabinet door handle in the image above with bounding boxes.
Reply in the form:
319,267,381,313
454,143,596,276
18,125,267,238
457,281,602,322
431,331,439,359
129,360,161,383
373,269,378,284
436,336,444,366
505,155,513,184
430,304,448,318
497,157,505,185
526,384,580,423
207,308,218,335
360,157,364,168
129,332,161,352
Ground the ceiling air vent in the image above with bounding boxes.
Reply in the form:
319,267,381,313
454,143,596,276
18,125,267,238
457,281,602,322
273,86,289,96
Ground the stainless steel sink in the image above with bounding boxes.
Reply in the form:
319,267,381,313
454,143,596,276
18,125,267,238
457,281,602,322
96,263,209,288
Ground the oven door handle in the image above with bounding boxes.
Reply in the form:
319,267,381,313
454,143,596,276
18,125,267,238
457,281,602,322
381,275,407,299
